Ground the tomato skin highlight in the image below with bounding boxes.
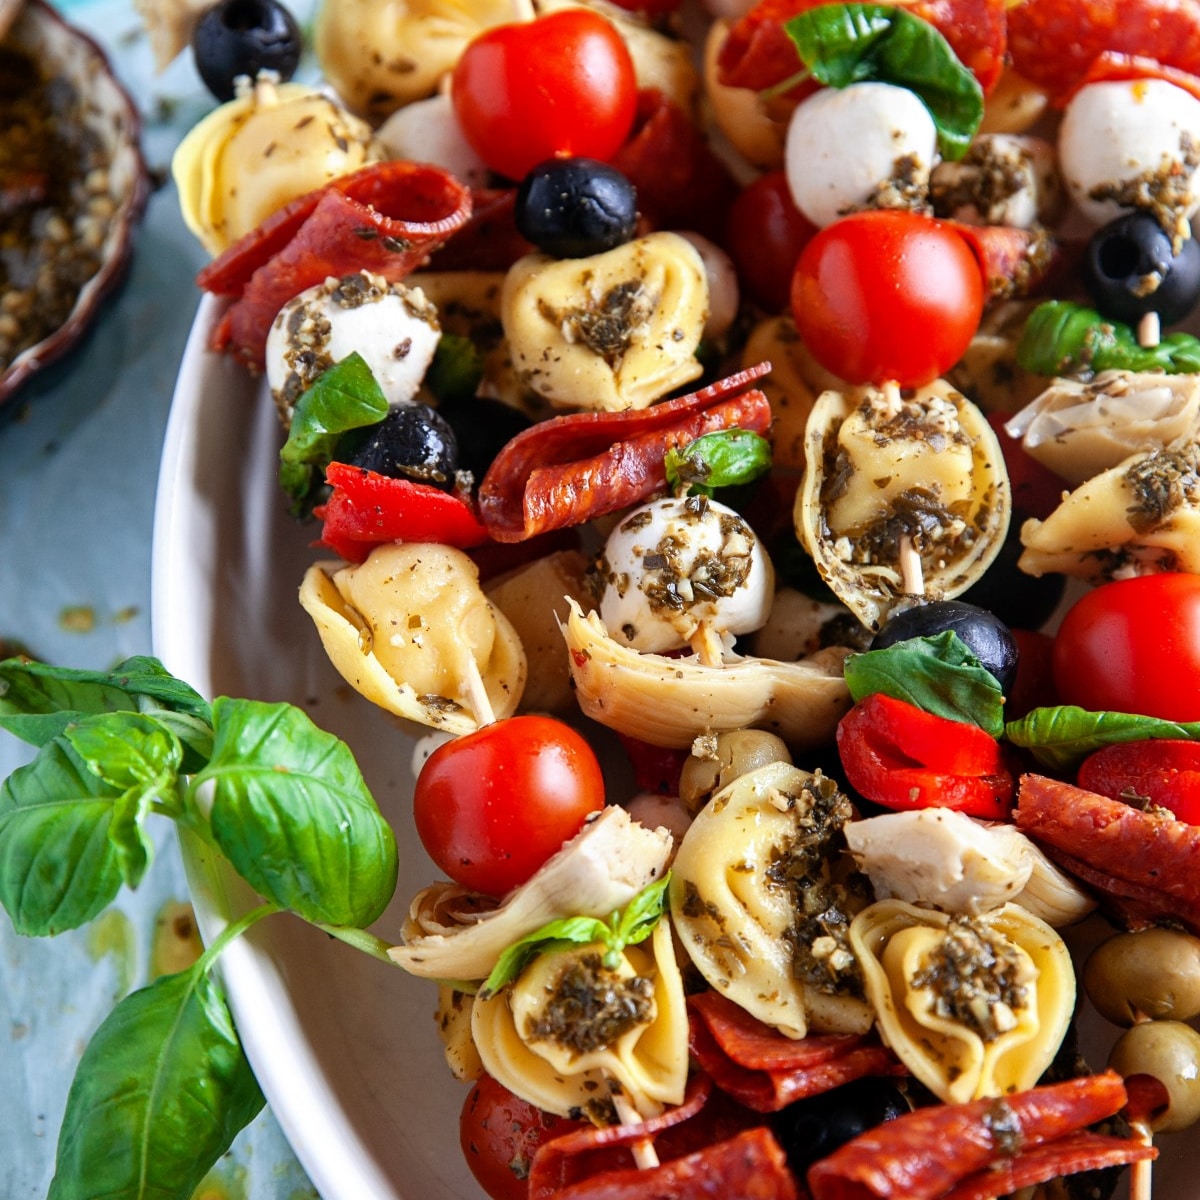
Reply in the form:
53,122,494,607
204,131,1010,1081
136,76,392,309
451,11,638,182
413,715,606,897
836,693,1014,818
1052,574,1200,722
790,210,985,387
1077,739,1200,824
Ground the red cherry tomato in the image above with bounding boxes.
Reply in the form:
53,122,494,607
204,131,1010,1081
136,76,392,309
725,170,817,313
1077,739,1200,824
451,11,638,182
1052,574,1200,722
790,210,985,387
460,1074,581,1200
413,715,606,896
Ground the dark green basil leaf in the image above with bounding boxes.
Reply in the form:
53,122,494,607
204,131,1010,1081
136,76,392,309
425,333,485,404
1017,300,1200,377
784,2,983,159
664,429,772,496
199,698,398,927
0,656,212,770
278,351,390,513
1004,705,1200,773
48,964,264,1200
843,631,1005,736
613,873,671,948
0,728,126,934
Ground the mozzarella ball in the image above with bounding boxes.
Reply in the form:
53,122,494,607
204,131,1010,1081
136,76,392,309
597,496,775,654
265,271,441,416
677,232,740,339
1059,79,1200,228
375,92,490,190
785,82,938,228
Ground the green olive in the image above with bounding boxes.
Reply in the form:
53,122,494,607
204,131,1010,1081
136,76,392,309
1083,928,1200,1026
1108,1020,1200,1133
677,730,792,815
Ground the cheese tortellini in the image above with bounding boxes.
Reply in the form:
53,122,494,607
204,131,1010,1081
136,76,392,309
299,543,526,733
669,762,874,1040
796,380,1012,631
502,233,709,411
471,921,688,1120
850,899,1075,1106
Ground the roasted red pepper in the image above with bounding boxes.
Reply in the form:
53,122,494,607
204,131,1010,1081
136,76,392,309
836,693,1014,819
1077,739,1200,824
315,461,490,563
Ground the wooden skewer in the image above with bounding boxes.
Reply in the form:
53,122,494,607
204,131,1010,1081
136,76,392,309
610,1086,660,1170
461,654,496,727
1138,311,1162,349
881,379,903,417
898,534,925,597
1129,1117,1154,1200
689,620,727,667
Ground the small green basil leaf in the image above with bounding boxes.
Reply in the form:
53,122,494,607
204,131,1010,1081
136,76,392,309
425,333,485,404
664,429,773,496
0,729,126,935
278,351,390,514
48,963,264,1200
1017,300,1200,377
199,698,398,927
480,915,611,998
784,2,983,159
613,873,671,948
843,631,1005,736
0,656,211,771
1004,706,1200,773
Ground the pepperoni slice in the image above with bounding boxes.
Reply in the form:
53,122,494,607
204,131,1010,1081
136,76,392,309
1008,0,1200,101
476,365,773,543
196,160,472,371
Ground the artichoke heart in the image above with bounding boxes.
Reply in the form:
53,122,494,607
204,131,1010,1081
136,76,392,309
1019,442,1200,582
502,232,709,411
796,380,1011,631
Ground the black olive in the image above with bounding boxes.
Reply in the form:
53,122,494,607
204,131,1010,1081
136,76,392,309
870,599,1019,693
437,395,533,483
1082,211,1200,327
515,157,638,259
770,1078,909,1175
347,404,459,489
959,525,1065,632
192,0,302,103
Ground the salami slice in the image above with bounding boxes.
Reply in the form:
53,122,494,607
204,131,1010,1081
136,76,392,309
806,1071,1132,1200
688,991,905,1112
946,222,1061,302
196,160,472,371
476,365,773,543
1014,773,1200,933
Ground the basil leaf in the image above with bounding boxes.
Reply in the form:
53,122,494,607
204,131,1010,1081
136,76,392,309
48,963,264,1200
481,915,611,998
1017,300,1200,377
425,333,485,405
784,3,983,160
664,429,772,496
1004,705,1200,773
0,728,126,935
613,873,671,948
278,352,390,514
199,698,398,927
843,631,1005,736
0,656,212,770
64,714,184,889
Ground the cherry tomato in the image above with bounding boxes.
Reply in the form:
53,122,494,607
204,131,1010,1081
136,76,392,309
460,1073,581,1200
790,210,985,387
413,715,606,896
725,170,817,313
451,11,638,182
1077,739,1200,823
1052,574,1200,721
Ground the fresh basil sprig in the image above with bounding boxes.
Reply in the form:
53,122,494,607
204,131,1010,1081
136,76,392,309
1004,705,1200,773
783,3,983,160
0,655,399,1200
480,874,671,999
844,630,1006,736
664,429,772,497
424,333,485,404
1017,300,1200,378
278,351,390,514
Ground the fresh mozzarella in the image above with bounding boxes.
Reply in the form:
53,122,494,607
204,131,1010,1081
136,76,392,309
784,81,938,228
677,232,740,338
375,92,489,191
1059,78,1200,228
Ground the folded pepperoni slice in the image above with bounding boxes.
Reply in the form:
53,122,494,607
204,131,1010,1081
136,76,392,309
196,160,472,371
806,1071,1139,1200
476,364,772,543
688,991,905,1113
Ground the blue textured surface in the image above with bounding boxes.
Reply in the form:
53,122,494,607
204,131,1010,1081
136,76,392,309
0,2,318,1196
